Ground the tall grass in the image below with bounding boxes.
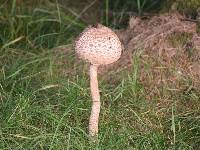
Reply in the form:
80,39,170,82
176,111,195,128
0,0,84,50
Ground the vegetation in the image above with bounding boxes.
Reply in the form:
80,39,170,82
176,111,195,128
165,0,200,18
0,0,200,149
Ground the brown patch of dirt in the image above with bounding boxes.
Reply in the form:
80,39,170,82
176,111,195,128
98,12,200,99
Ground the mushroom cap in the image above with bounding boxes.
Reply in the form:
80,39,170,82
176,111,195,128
75,24,122,65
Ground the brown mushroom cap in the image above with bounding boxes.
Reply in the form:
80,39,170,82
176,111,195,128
75,24,122,65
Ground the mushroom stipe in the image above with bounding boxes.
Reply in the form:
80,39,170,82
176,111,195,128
89,64,100,137
75,24,122,137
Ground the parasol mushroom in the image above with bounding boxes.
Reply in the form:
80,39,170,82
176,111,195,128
75,24,122,137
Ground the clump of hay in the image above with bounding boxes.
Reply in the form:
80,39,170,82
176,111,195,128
99,12,200,97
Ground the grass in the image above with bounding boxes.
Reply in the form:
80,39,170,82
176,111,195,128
1,0,200,149
103,0,164,28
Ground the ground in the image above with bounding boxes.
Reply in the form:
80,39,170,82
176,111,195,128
0,1,200,149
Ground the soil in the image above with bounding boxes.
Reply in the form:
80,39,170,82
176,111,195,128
56,12,200,97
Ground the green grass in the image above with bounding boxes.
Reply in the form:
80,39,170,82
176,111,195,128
1,1,200,149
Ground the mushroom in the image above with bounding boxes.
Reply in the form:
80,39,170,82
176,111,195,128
75,24,122,137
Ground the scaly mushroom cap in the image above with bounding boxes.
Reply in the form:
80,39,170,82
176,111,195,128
75,24,122,65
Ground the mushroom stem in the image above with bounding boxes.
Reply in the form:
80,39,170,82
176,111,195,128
89,64,100,137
